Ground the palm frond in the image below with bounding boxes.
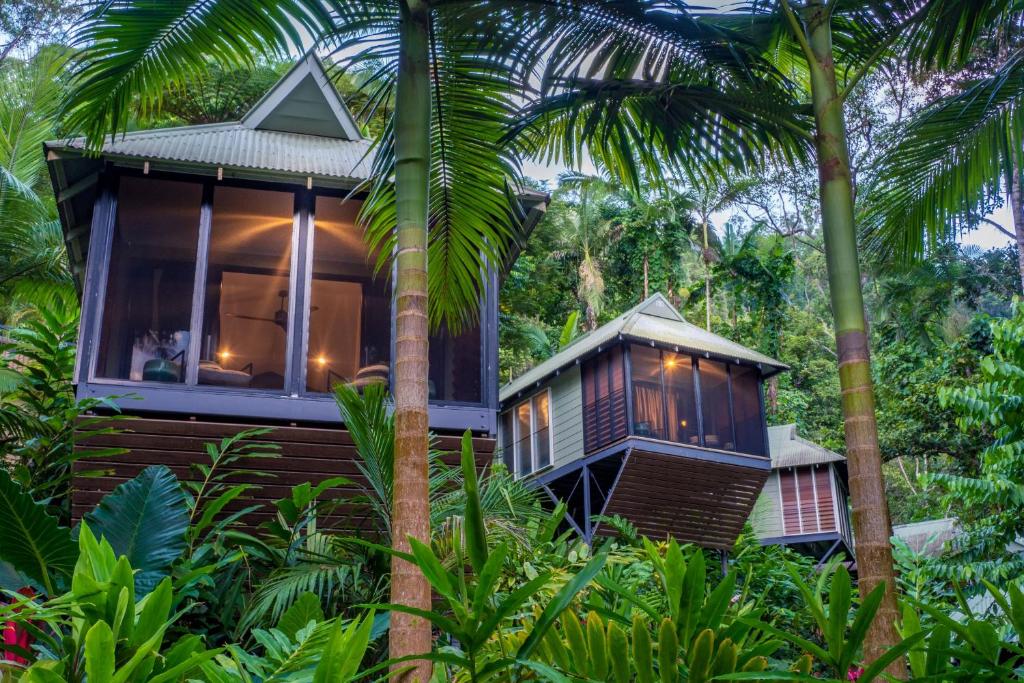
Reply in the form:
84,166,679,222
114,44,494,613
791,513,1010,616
862,49,1024,262
515,76,811,194
0,46,68,186
61,0,340,147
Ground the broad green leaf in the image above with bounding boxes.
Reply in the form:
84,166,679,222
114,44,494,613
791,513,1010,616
85,620,115,683
460,429,488,574
277,592,325,640
83,466,188,596
517,551,608,660
0,469,76,594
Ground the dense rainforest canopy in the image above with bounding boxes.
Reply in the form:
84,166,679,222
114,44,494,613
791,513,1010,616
3,0,1024,680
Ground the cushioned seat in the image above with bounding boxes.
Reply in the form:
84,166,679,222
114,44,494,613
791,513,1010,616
198,360,251,387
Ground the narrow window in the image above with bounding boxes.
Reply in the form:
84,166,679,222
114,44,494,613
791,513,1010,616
198,186,295,390
662,351,698,445
306,195,389,394
429,323,482,404
515,401,532,478
731,365,766,455
96,177,202,382
533,391,551,470
698,359,733,451
582,346,626,452
630,345,665,440
500,410,514,472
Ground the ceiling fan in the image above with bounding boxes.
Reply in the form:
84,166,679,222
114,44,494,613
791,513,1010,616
226,290,316,331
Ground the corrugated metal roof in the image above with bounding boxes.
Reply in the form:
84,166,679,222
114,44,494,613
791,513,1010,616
500,293,787,402
49,123,374,182
767,424,845,468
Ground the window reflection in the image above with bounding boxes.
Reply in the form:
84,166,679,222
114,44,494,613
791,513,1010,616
306,196,390,393
199,186,294,390
96,177,202,382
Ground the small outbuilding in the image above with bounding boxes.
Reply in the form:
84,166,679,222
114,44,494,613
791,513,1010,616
498,294,788,549
750,424,854,563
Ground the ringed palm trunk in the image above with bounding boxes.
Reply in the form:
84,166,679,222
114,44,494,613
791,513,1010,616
1010,156,1024,294
802,2,904,675
391,1,433,679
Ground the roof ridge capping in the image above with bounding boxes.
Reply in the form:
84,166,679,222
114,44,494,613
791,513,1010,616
241,52,363,141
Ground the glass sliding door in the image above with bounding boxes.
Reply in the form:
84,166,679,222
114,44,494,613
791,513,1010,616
96,176,203,383
198,186,295,390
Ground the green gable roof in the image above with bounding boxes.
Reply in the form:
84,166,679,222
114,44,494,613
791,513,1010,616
46,54,371,185
767,424,845,469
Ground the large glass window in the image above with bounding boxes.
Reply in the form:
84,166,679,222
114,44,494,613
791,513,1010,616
731,364,765,455
504,389,552,478
631,346,665,439
429,324,482,403
94,175,490,410
698,359,733,450
663,351,699,445
306,196,390,393
198,186,295,390
96,177,202,382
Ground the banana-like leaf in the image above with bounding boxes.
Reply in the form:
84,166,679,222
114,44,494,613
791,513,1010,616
83,465,189,596
0,469,76,594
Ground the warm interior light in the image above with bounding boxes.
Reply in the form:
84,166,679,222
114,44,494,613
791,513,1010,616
218,349,232,360
665,358,676,368
315,355,328,367
680,420,687,428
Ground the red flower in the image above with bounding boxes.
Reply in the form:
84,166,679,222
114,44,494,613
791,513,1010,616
847,666,865,681
3,587,37,664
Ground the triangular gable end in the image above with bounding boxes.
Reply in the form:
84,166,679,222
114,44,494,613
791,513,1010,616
242,53,362,140
635,293,684,322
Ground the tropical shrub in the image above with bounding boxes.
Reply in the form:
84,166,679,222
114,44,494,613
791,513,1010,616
932,298,1024,583
0,297,128,522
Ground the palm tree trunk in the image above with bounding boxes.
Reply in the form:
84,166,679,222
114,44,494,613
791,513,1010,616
1009,156,1024,294
802,2,904,675
702,218,712,331
390,1,433,679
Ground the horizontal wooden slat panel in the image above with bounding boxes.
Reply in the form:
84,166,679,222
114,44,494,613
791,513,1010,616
73,416,494,525
599,448,769,550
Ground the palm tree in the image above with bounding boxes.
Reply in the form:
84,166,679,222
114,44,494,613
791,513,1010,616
548,173,623,329
57,1,814,675
864,13,1024,293
516,0,1003,670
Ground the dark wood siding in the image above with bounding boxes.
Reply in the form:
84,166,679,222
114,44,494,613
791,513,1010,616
581,346,627,453
73,416,494,530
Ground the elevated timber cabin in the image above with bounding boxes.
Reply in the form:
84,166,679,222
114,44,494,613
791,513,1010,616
498,294,789,549
45,55,546,524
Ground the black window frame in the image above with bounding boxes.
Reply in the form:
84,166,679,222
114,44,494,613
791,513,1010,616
622,342,769,458
76,166,498,432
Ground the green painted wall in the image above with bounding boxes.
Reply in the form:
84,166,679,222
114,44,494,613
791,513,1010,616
750,471,783,539
550,365,585,468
